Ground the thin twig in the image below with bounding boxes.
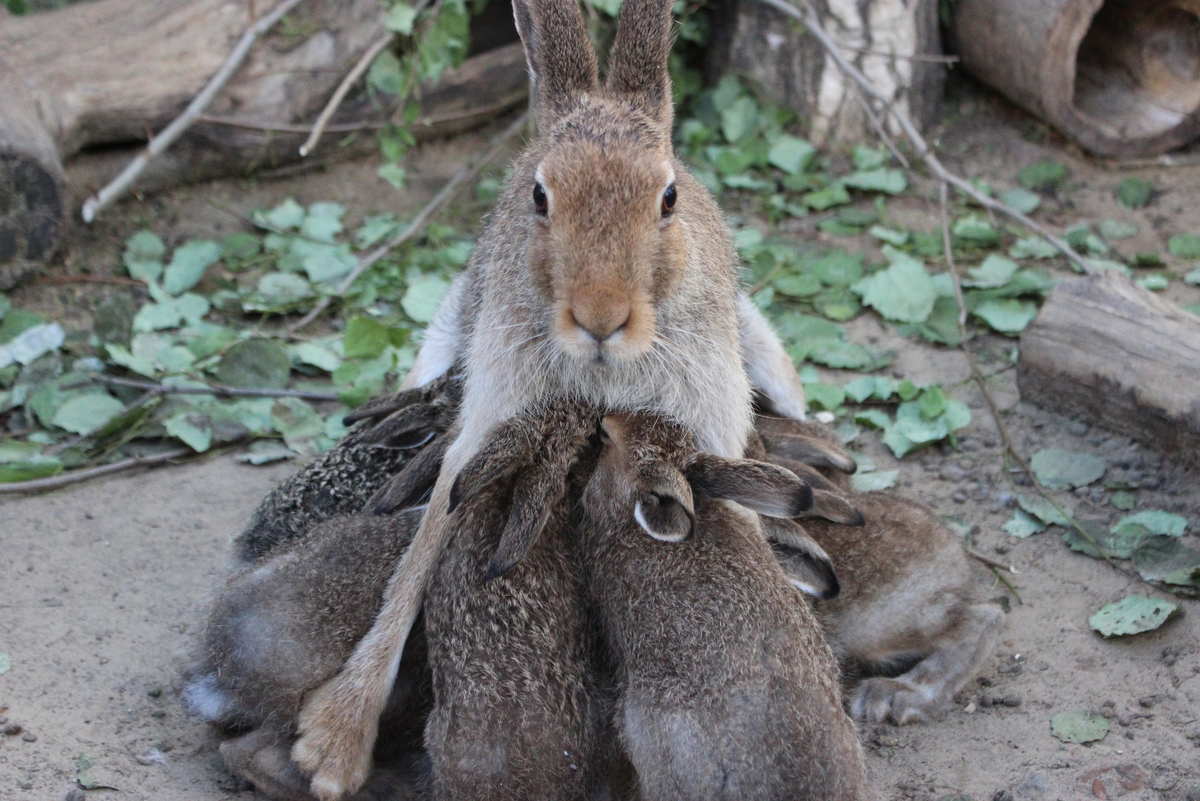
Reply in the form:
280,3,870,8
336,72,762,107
81,0,311,222
838,45,960,63
755,0,1093,275
86,374,340,401
31,275,147,288
287,109,530,332
968,548,1018,573
989,566,1023,604
851,86,911,171
300,32,396,157
0,449,192,495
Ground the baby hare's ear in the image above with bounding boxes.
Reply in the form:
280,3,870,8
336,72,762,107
368,435,449,515
513,0,599,131
761,517,840,600
606,0,675,130
685,455,813,518
633,464,695,543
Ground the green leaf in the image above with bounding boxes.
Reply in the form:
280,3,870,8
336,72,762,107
164,411,213,452
1017,161,1066,191
918,386,946,419
1009,237,1058,260
802,185,851,211
773,273,822,297
1135,274,1168,291
1003,509,1045,538
300,202,346,242
1184,267,1200,286
842,168,907,195
1097,219,1139,241
0,293,9,323
293,240,357,283
0,308,45,344
1131,536,1200,585
235,440,297,465
720,96,758,143
806,339,874,370
1050,710,1108,744
843,376,876,403
774,311,844,344
384,1,417,33
162,240,222,295
951,214,999,246
270,397,326,455
343,316,391,360
804,382,845,411
1116,510,1188,538
965,254,1020,288
1111,490,1137,511
0,322,64,369
1116,178,1153,210
401,275,450,323
367,49,405,95
998,188,1040,214
1089,595,1177,637
1016,493,1073,526
1168,234,1200,259
216,338,292,389
912,295,964,346
259,198,306,230
51,393,125,434
378,163,408,190
1187,303,1200,317
1063,518,1141,559
810,250,864,287
851,248,937,323
869,225,909,246
255,272,314,307
1030,448,1106,490
851,146,888,170
290,341,342,373
944,398,971,431
126,230,166,260
851,469,897,492
133,293,211,332
972,298,1038,334
854,409,891,430
767,135,815,175
221,231,262,261
0,653,9,674
0,456,63,484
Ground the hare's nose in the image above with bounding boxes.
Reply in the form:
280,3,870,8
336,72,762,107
571,299,630,344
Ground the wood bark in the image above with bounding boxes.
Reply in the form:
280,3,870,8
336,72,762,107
950,0,1200,158
706,0,944,145
1018,271,1200,471
0,0,527,288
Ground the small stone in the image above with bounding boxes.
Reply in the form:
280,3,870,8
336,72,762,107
952,490,968,504
1138,474,1162,490
980,694,994,708
1002,694,1021,707
1138,694,1160,708
21,732,36,742
1013,473,1031,486
1068,421,1089,436
964,702,977,714
977,676,993,687
66,790,87,801
3,724,23,736
0,716,6,725
992,792,1013,801
996,492,1017,508
1074,486,1090,497
1124,730,1134,740
20,783,32,790
1152,769,1178,791
146,687,162,698
150,710,166,719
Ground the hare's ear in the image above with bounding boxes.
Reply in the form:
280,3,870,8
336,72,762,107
633,464,695,543
606,0,675,129
761,517,840,600
809,489,866,527
513,0,599,131
367,435,448,515
685,455,813,518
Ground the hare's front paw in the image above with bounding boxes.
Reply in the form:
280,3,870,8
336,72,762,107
850,677,938,725
291,680,376,801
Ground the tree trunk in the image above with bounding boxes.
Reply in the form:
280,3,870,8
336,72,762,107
1018,271,1200,471
0,0,527,287
707,0,944,145
950,0,1200,158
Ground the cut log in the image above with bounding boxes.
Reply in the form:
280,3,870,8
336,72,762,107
0,0,526,286
706,0,944,144
1018,271,1200,470
950,0,1200,158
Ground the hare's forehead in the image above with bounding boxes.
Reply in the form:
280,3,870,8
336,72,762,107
537,140,672,189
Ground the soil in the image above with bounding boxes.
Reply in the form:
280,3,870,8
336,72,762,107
3,78,1200,801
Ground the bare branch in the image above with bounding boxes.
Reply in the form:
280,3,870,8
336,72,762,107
754,0,1093,275
0,448,192,495
299,32,396,157
288,109,530,333
86,374,340,401
81,0,311,222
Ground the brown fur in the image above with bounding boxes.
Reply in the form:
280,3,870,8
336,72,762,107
580,413,873,801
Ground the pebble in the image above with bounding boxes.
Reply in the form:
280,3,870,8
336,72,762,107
1068,421,1089,436
3,723,23,736
66,790,87,801
996,491,1017,508
21,732,36,743
952,490,968,504
1138,694,1161,708
147,687,162,699
1013,473,1031,486
150,710,166,719
992,791,1013,801
1139,474,1163,489
1001,694,1021,707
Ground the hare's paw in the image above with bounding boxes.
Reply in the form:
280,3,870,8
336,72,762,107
292,681,377,801
850,677,938,725
221,729,317,801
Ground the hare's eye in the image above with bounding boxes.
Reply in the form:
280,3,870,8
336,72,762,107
533,183,548,216
661,183,677,217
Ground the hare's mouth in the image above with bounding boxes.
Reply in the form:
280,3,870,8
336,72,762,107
553,298,656,365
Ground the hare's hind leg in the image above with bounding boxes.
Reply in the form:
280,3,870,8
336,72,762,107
851,602,1004,724
221,728,317,801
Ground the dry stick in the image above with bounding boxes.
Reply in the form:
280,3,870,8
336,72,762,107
288,109,530,333
936,182,1145,586
755,0,1094,276
0,448,191,495
80,0,311,222
299,31,396,157
87,374,340,401
32,275,148,288
851,86,911,171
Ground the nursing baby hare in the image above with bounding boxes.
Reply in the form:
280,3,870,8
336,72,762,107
580,412,873,801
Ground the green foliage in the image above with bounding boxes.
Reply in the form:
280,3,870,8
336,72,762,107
1089,595,1177,638
1116,178,1153,210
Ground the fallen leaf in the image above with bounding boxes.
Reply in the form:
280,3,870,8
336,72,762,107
1050,709,1108,744
1089,595,1177,637
1131,537,1200,585
1004,509,1045,538
842,168,907,195
1115,510,1188,538
235,440,297,465
1018,161,1066,191
1030,449,1106,490
164,411,213,453
1116,178,1153,210
851,469,897,492
1168,234,1200,259
852,248,936,324
0,322,64,369
1135,274,1168,291
216,338,292,389
77,754,119,790
402,275,450,324
162,239,222,296
972,298,1038,334
1110,491,1136,511
1017,494,1073,526
999,187,1040,214
1009,237,1058,260
964,255,1020,288
767,135,816,175
51,393,125,435
1184,267,1200,286
0,652,10,674
1097,219,1139,241
952,214,1000,246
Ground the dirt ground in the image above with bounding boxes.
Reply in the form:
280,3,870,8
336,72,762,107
3,78,1200,801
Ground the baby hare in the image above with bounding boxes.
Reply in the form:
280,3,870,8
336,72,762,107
754,416,1005,725
183,510,434,800
291,0,798,792
580,412,873,801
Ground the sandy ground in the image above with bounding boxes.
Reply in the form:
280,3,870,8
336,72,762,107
3,80,1200,800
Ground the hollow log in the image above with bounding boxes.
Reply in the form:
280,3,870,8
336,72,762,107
950,0,1200,158
1018,271,1200,470
0,0,527,288
706,0,944,145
